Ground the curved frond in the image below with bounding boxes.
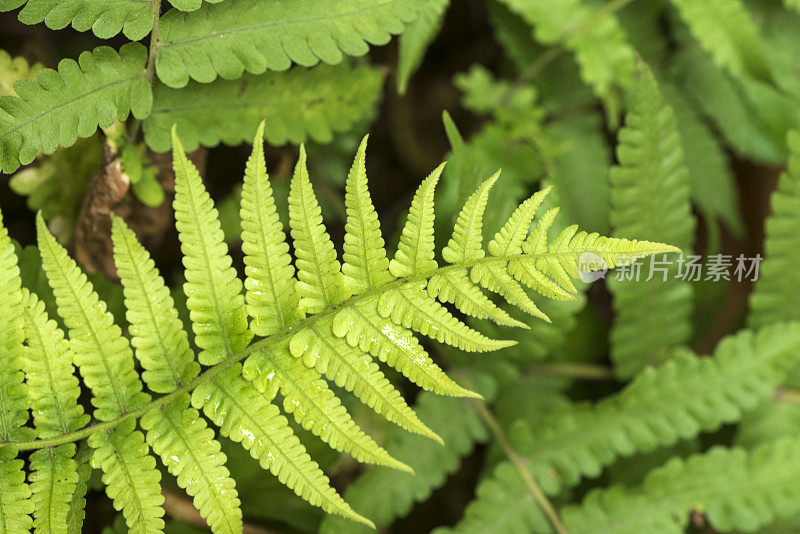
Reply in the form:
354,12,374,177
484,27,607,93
243,345,410,472
143,64,383,152
562,439,800,533
29,445,78,534
0,0,152,40
0,449,32,534
607,66,695,378
449,323,800,534
155,0,424,88
0,43,151,173
287,318,441,442
496,0,637,119
669,0,772,83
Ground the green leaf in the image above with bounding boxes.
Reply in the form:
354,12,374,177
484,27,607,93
0,0,152,40
143,64,383,152
155,0,424,88
0,43,151,174
562,438,800,533
396,0,449,93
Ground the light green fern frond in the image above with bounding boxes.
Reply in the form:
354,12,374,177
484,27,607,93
342,136,393,294
142,64,383,152
607,66,695,378
0,0,152,40
0,43,151,174
89,420,165,534
155,0,425,88
0,123,678,531
669,0,773,83
749,129,800,328
562,438,800,533
172,131,251,365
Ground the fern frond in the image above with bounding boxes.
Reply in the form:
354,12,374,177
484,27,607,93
239,129,407,470
142,64,383,152
496,0,637,119
88,420,165,534
396,0,449,94
389,163,442,277
749,129,800,328
0,49,42,97
289,145,347,313
155,0,423,87
111,216,243,534
172,130,251,365
240,121,301,336
0,43,150,173
342,136,393,294
448,323,800,533
65,443,91,534
669,0,772,83
167,0,224,11
192,367,373,527
562,438,800,533
607,66,695,378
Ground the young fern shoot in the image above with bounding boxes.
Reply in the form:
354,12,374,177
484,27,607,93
0,122,678,533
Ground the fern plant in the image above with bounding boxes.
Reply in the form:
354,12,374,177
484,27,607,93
0,121,674,532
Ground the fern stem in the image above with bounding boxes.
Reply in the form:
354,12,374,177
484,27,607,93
470,398,569,534
145,0,161,82
527,362,616,381
2,247,675,452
